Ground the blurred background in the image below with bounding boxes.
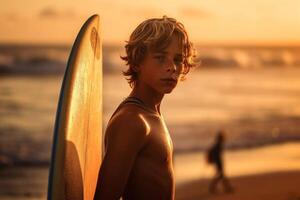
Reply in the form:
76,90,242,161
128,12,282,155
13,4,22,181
1,0,300,199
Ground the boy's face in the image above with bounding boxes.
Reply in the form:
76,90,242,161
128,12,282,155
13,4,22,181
138,35,184,94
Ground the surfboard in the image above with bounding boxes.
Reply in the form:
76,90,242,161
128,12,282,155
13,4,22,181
48,14,102,200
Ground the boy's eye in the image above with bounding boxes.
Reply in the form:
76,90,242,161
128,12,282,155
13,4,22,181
154,55,166,63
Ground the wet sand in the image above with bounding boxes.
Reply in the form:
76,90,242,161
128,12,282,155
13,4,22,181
176,171,300,200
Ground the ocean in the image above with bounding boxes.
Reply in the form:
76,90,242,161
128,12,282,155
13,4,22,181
1,44,300,166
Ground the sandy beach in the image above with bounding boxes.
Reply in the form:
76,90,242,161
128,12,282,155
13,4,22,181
175,142,300,200
1,142,300,200
176,171,300,200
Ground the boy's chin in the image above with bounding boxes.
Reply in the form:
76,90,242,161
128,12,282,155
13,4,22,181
155,85,176,94
162,88,175,94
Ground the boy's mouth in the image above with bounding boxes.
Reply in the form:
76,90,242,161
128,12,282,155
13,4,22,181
161,78,177,85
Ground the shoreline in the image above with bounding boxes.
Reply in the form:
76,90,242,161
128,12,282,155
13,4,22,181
1,140,300,167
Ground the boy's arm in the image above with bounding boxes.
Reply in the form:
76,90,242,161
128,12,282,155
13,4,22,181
94,112,150,200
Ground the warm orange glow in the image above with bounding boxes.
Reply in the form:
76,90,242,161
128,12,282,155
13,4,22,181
1,0,300,45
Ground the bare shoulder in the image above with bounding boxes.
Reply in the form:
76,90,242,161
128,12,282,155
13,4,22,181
105,104,151,151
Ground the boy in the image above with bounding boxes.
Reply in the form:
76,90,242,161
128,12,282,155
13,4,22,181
94,16,196,200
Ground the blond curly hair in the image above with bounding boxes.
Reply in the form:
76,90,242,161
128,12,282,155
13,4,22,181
121,16,197,87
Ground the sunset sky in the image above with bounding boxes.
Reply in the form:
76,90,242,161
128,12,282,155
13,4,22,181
0,0,300,45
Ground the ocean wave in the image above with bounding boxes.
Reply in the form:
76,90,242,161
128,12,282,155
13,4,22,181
1,44,300,76
197,46,300,68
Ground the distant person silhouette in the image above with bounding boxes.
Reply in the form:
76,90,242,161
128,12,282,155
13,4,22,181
206,130,233,193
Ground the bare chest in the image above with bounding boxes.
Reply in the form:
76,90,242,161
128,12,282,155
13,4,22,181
141,116,173,163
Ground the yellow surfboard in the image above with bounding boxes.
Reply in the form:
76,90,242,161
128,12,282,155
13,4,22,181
48,15,102,200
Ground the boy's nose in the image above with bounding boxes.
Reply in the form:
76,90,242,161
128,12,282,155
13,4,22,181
166,60,176,73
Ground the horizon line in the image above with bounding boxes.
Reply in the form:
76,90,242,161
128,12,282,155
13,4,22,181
2,41,300,48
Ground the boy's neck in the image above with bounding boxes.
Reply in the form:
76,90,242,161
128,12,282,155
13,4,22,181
129,84,163,115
